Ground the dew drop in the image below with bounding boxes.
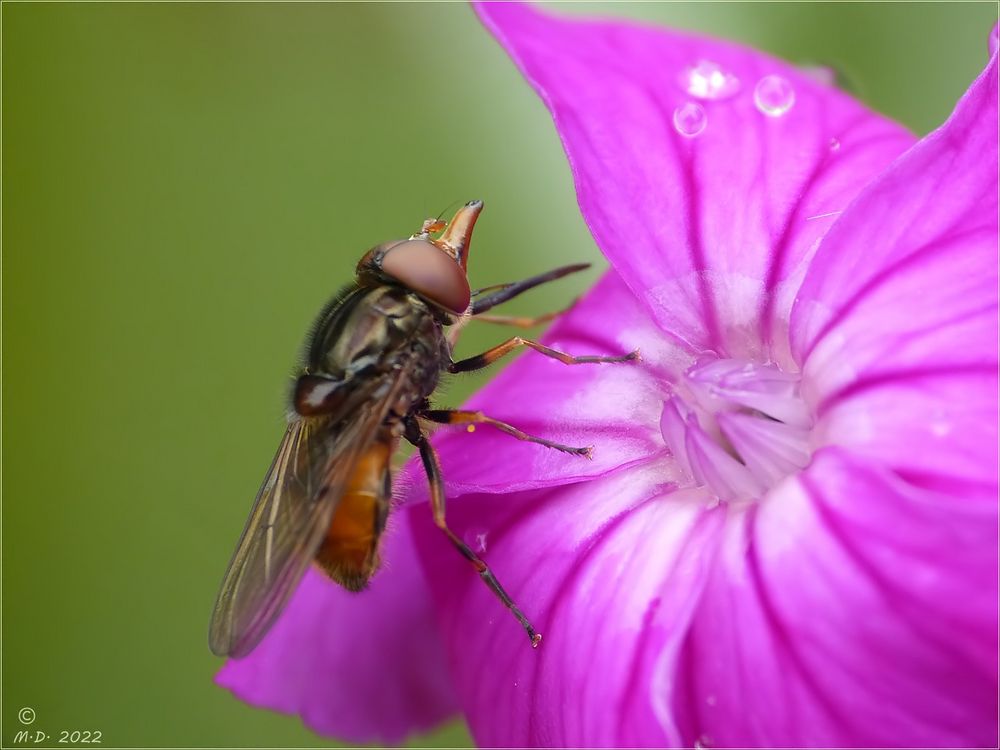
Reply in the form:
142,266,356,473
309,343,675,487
829,137,841,152
673,102,707,138
679,60,740,101
754,75,796,117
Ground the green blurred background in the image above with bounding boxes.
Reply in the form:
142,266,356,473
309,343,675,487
3,2,995,747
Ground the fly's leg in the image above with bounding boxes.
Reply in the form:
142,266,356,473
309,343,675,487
473,311,561,328
404,418,542,649
420,408,592,458
472,301,578,329
449,337,640,374
470,263,590,315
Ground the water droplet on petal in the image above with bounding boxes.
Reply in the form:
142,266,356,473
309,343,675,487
673,102,707,138
679,60,740,101
754,75,796,117
829,137,841,152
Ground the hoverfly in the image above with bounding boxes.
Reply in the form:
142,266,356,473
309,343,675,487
208,201,638,658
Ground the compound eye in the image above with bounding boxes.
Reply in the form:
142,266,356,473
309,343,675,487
356,240,403,276
380,239,471,314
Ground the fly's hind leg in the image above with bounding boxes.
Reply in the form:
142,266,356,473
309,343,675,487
421,408,593,459
404,417,542,649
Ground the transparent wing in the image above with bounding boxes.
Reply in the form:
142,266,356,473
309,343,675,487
208,372,406,659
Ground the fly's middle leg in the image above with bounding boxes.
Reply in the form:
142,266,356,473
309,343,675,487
404,417,542,649
448,337,640,374
471,308,569,329
420,408,592,459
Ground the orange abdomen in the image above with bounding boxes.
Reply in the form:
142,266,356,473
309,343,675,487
314,437,392,591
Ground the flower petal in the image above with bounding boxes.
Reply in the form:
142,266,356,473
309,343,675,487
215,506,458,744
403,270,675,496
815,370,998,501
674,447,998,747
476,1,915,361
409,460,724,746
793,51,998,497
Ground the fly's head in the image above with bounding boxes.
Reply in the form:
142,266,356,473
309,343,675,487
356,200,483,318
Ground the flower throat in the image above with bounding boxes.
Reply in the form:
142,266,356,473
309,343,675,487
660,357,812,504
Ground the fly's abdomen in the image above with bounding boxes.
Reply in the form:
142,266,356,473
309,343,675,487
314,434,392,592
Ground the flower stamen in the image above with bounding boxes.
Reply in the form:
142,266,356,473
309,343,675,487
661,357,813,503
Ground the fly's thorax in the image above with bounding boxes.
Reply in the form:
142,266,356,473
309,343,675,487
400,290,450,403
305,285,434,377
294,283,447,421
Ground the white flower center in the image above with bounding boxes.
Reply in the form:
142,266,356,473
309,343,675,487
660,357,812,504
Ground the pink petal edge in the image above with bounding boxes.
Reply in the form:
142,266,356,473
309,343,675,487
475,1,915,365
794,49,999,498
215,505,458,744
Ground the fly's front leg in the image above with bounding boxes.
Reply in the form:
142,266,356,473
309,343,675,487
403,417,542,648
448,336,640,374
470,263,590,315
421,409,592,459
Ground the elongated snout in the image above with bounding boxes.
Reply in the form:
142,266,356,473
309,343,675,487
435,200,483,271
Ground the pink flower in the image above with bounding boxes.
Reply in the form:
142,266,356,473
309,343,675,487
217,4,998,747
